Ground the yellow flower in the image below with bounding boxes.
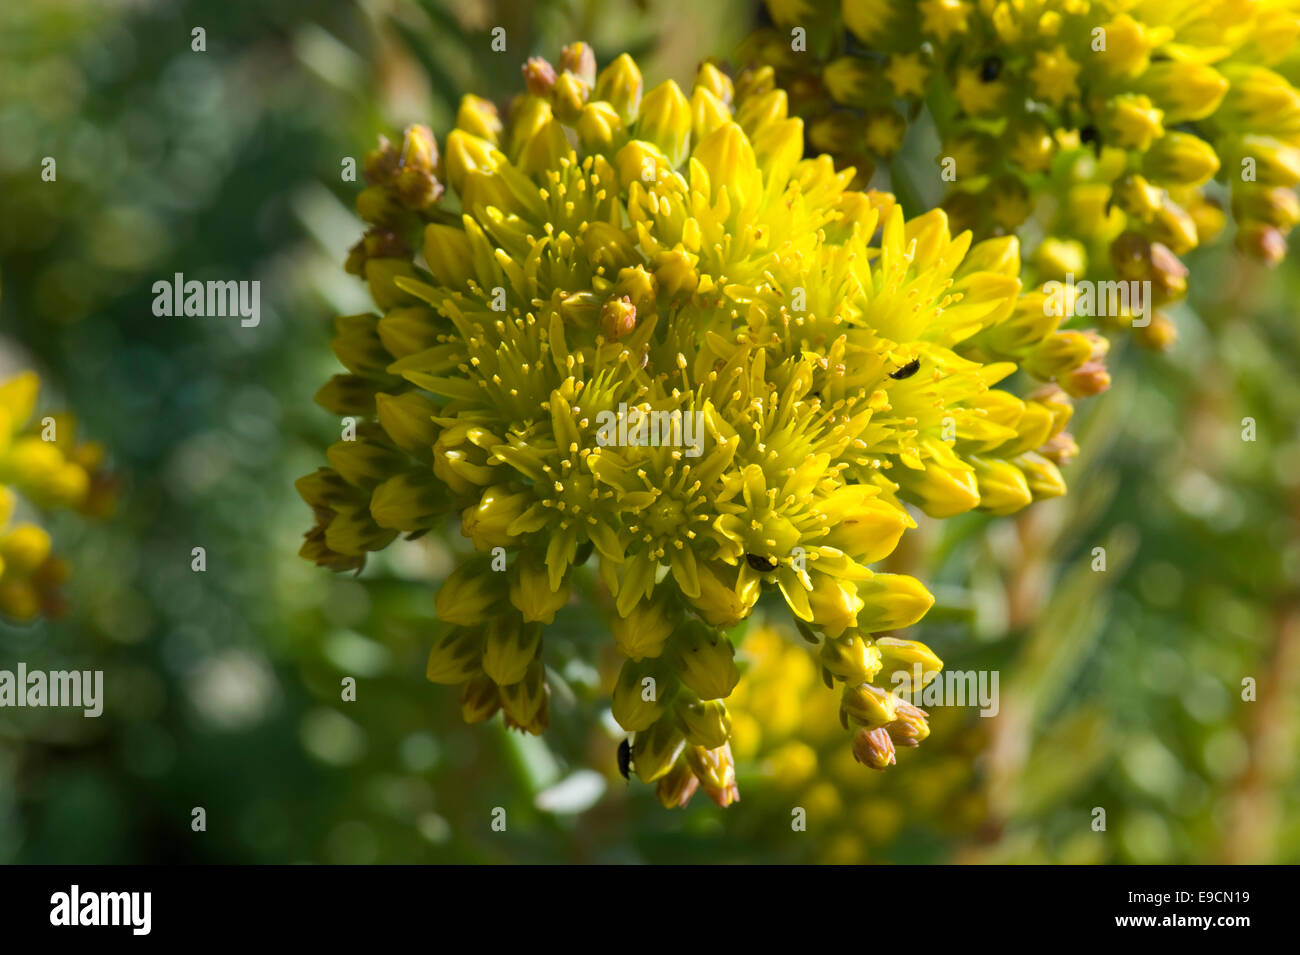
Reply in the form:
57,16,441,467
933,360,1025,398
0,372,111,622
919,0,971,45
884,52,929,98
300,42,1093,804
1029,46,1081,107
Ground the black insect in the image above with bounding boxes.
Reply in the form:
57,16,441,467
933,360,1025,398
746,553,780,572
980,56,1002,82
889,358,921,380
1080,124,1102,157
617,738,634,780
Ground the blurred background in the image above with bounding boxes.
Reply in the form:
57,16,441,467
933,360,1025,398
1,0,1296,864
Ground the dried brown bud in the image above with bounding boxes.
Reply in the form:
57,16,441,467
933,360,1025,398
523,57,558,97
852,726,897,770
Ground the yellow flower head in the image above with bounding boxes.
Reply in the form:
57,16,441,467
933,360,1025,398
300,45,1089,805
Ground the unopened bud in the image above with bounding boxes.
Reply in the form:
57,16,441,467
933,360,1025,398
852,726,897,770
600,295,637,340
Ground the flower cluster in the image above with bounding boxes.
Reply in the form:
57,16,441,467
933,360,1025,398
299,45,1094,806
743,0,1300,329
725,621,986,859
0,372,113,622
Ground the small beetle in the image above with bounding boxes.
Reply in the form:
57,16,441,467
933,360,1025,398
746,553,780,572
1080,124,1102,157
889,358,921,380
980,56,1002,82
617,738,634,780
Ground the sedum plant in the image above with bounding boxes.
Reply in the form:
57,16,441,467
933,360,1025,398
298,43,1100,807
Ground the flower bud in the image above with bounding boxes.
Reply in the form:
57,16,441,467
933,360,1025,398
852,726,897,770
970,454,1035,515
1061,359,1113,398
894,438,981,518
595,54,643,125
370,471,441,531
818,487,910,564
1039,430,1080,466
1024,330,1092,381
456,95,502,144
635,80,692,168
653,249,700,299
672,619,740,701
423,222,475,288
577,101,626,153
434,561,503,627
853,573,935,633
633,716,686,783
1135,311,1177,351
1236,222,1288,265
655,758,700,808
460,672,500,724
823,55,880,109
375,391,440,459
693,61,733,106
1235,134,1300,187
1105,93,1164,151
443,130,506,196
1095,13,1155,78
482,616,541,686
500,658,549,734
1015,450,1068,500
612,657,672,732
686,742,740,807
376,305,440,359
675,694,731,748
560,42,597,87
462,484,529,551
0,580,40,622
0,524,51,573
1138,61,1228,123
426,627,484,684
433,423,499,496
1149,199,1199,255
364,258,419,311
1033,238,1087,284
805,573,863,638
691,86,731,143
1111,173,1164,220
819,631,883,685
1233,184,1300,230
552,72,589,124
326,434,407,491
842,682,899,728
874,635,943,685
610,591,677,660
522,57,557,97
886,700,931,747
295,467,356,511
508,550,570,624
600,295,637,341
1144,132,1220,187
